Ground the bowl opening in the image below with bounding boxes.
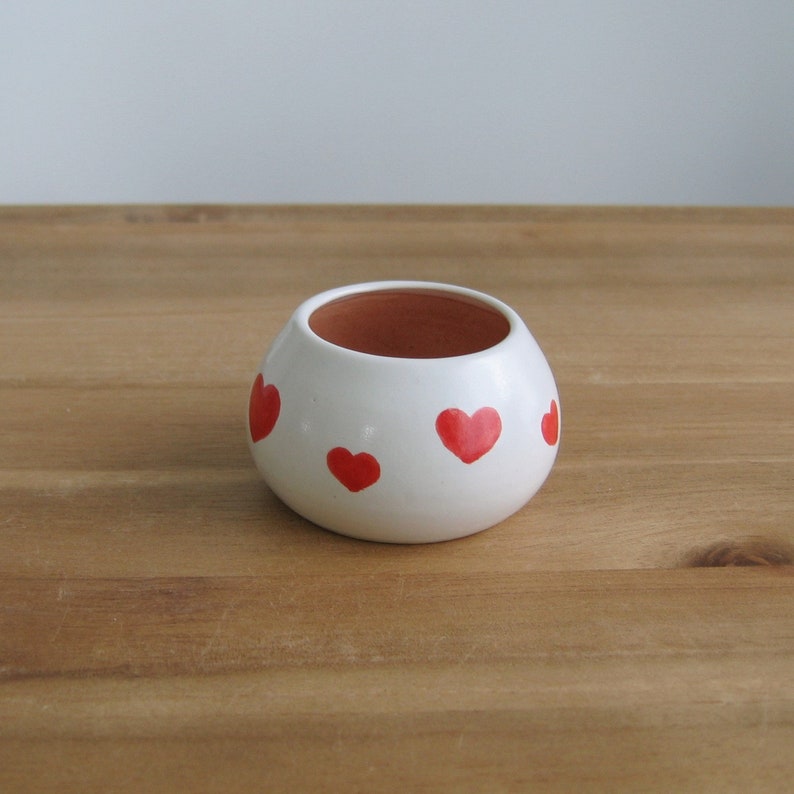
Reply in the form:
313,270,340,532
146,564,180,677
308,288,511,358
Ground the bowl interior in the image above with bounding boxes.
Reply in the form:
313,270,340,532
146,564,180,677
308,288,510,358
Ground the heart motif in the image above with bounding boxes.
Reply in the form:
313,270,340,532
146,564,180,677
541,399,559,446
249,374,281,442
436,407,502,464
327,447,381,492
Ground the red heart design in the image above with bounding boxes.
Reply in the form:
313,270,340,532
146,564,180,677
249,374,281,442
541,399,559,446
436,407,502,464
327,447,381,492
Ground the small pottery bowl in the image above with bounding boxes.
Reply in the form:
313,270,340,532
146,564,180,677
248,281,560,543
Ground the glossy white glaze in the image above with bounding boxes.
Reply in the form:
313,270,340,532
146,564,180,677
248,281,560,543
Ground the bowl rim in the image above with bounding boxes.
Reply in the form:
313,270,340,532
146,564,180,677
293,280,523,362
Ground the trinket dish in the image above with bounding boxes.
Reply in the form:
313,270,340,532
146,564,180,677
248,281,560,543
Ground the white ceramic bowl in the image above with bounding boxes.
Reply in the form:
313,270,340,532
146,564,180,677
248,281,560,543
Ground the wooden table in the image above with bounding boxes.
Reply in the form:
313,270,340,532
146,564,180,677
1,206,792,792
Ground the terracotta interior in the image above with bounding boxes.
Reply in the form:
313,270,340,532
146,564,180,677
308,288,511,358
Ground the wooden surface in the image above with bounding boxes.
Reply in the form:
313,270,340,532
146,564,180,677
1,205,793,792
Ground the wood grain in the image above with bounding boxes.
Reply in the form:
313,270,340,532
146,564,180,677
1,206,793,792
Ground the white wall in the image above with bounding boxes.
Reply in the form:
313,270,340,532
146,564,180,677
2,1,793,205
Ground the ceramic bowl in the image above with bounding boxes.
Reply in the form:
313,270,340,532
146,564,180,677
248,281,560,543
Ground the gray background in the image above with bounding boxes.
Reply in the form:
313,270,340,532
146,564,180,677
2,1,792,205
